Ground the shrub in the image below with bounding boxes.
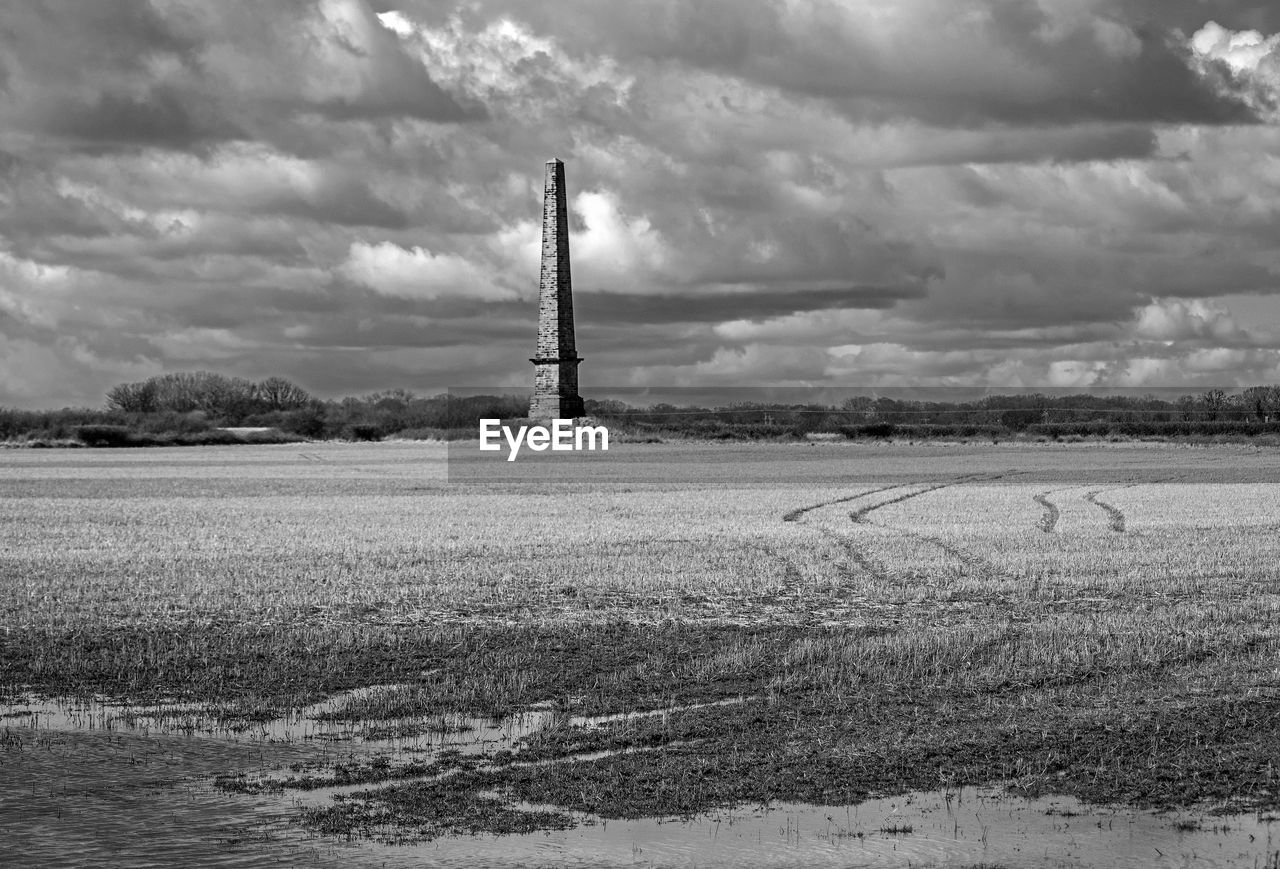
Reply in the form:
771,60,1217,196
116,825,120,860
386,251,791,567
167,430,243,446
237,429,304,445
344,423,383,442
840,422,897,439
244,407,326,438
394,427,480,441
74,425,135,447
135,411,213,435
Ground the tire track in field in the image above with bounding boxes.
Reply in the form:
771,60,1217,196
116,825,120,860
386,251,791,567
905,529,1000,577
782,482,927,585
1045,477,1177,536
1033,491,1061,533
848,473,998,524
851,472,1021,582
1084,489,1127,533
814,527,891,584
788,472,1014,584
782,482,911,523
742,540,809,589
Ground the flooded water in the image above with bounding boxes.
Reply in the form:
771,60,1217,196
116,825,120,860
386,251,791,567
336,789,1279,869
2,691,1277,867
0,721,371,867
2,688,553,760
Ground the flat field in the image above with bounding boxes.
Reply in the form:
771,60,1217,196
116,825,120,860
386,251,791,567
2,440,1279,840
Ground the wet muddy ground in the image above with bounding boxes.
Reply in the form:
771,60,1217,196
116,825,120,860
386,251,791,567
3,690,1278,868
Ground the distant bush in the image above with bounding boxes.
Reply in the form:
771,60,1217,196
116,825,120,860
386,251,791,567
72,425,302,448
393,427,475,441
160,430,244,447
235,429,305,445
1028,420,1280,439
857,422,897,439
343,423,383,442
243,406,326,438
74,425,136,447
135,411,213,435
839,423,1008,440
634,419,797,440
17,438,83,449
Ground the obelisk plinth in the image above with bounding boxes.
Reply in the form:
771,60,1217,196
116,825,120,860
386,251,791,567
529,158,585,419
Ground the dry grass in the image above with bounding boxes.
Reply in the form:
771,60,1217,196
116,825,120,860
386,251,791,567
4,440,1279,651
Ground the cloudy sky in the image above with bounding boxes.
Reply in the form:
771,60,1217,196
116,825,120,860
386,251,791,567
2,0,1280,408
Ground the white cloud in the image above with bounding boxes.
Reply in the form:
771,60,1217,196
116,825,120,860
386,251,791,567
1191,21,1280,75
380,12,632,111
375,9,413,38
1133,298,1244,342
570,190,670,292
1189,21,1280,117
340,241,516,301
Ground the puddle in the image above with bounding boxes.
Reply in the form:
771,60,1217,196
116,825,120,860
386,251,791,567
324,786,1279,869
0,722,370,868
4,690,1278,867
0,686,555,763
0,690,755,769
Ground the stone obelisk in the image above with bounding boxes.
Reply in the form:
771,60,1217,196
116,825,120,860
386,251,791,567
529,158,585,419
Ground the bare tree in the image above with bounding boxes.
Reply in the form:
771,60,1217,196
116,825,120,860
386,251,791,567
255,376,312,411
105,380,157,413
151,372,201,412
1202,388,1227,421
1176,393,1198,421
1242,385,1280,421
196,374,256,420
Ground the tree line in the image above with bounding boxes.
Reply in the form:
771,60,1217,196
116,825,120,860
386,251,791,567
588,387,1280,440
0,373,530,444
105,372,314,417
2,374,1279,445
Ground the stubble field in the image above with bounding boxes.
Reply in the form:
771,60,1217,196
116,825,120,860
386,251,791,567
2,439,1279,850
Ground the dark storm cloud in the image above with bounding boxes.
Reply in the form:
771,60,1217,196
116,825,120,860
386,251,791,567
40,86,247,152
263,179,410,230
0,0,474,156
0,163,120,243
880,124,1159,168
579,285,928,325
1124,0,1280,34
467,0,1258,126
415,284,927,330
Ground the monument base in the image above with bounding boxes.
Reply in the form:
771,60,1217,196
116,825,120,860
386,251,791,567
529,394,585,420
530,355,584,420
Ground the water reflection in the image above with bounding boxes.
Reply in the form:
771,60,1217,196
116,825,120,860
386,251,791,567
3,691,1277,868
1,687,551,762
336,788,1278,869
0,722,372,867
